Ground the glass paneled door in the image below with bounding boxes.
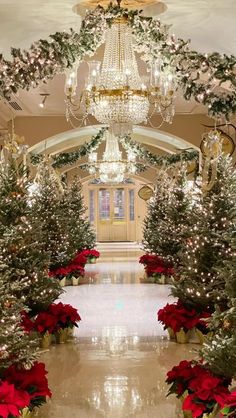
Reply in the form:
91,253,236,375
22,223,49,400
97,187,130,241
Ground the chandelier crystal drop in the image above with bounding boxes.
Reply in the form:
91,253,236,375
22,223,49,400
65,13,177,132
88,130,137,184
86,18,150,131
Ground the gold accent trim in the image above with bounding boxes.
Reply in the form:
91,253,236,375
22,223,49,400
113,16,129,24
87,88,149,98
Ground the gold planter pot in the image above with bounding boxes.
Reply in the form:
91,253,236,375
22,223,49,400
20,408,32,418
176,328,189,344
59,277,66,287
183,411,192,418
67,327,75,338
40,332,52,349
72,276,79,286
55,328,68,344
167,327,176,340
195,328,213,345
159,274,166,284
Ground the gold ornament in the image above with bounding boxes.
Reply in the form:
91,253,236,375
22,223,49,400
223,319,231,330
201,129,223,192
138,185,154,201
8,244,18,253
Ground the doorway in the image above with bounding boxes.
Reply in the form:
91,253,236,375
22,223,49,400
84,180,147,242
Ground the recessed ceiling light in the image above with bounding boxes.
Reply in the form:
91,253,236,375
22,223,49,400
39,93,50,108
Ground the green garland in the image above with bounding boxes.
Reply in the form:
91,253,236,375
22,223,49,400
30,127,107,168
0,4,235,118
119,135,199,167
30,127,198,171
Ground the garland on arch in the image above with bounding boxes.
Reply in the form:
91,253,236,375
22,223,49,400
30,127,199,170
119,135,199,167
30,127,107,168
0,5,235,119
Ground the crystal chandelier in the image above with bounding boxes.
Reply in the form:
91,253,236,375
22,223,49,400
87,130,137,183
65,14,177,133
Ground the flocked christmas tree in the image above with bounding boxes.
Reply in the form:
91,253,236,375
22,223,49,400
0,161,37,374
172,156,236,311
0,283,37,374
201,230,236,379
0,160,61,314
64,177,96,253
143,166,193,267
31,158,74,270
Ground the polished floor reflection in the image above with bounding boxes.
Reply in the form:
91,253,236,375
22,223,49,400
37,243,195,418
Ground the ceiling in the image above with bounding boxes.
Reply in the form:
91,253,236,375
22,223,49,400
0,0,235,125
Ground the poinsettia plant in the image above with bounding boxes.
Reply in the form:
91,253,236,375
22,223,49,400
139,254,174,278
21,303,81,335
166,360,231,418
0,361,51,417
80,249,100,260
157,300,211,333
49,262,85,279
3,362,52,411
47,302,81,330
0,380,30,418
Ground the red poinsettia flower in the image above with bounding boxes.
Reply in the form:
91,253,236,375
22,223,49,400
80,249,100,259
4,362,52,402
72,253,87,266
0,380,30,418
48,302,81,328
158,301,211,332
67,263,85,276
139,254,164,266
167,360,194,383
223,391,236,407
183,394,207,417
34,311,58,334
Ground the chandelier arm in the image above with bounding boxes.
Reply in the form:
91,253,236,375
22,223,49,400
66,111,88,129
147,115,165,130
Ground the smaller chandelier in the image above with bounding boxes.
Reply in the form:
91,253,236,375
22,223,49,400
87,130,137,183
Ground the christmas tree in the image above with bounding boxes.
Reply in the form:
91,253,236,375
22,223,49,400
0,160,61,314
172,156,236,311
31,158,74,270
201,232,236,379
0,283,37,373
64,177,96,253
143,167,193,267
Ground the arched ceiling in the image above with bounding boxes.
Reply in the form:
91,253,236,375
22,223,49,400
0,1,235,128
0,0,235,56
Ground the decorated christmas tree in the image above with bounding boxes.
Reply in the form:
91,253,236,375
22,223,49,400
201,232,236,379
64,177,96,253
0,160,61,314
31,158,74,270
172,156,236,311
0,286,37,373
143,167,193,267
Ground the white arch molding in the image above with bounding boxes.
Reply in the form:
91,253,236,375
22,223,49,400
29,124,200,156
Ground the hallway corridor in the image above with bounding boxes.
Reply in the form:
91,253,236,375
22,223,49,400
38,244,194,418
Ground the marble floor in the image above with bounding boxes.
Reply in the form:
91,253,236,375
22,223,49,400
37,243,196,418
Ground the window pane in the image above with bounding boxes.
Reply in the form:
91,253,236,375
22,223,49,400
114,189,125,220
89,190,95,222
99,189,110,220
129,189,135,221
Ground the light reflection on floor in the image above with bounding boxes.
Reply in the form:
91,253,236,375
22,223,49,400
37,244,195,418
